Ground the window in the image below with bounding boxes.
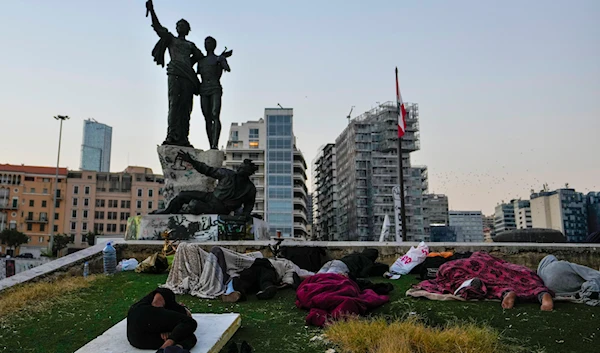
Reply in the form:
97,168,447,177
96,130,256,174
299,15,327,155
12,197,18,208
120,224,127,233
53,225,58,232
231,131,239,140
249,128,259,139
55,200,60,208
108,200,117,208
232,153,242,160
27,212,33,220
30,188,35,193
82,233,88,242
54,213,59,220
107,212,117,220
71,222,77,231
95,199,105,207
72,198,78,207
94,223,104,232
249,153,260,160
27,223,33,231
72,210,77,218
148,201,153,209
148,189,154,197
74,186,79,194
40,224,45,232
107,224,117,232
84,186,90,195
69,234,75,243
137,189,143,197
249,141,259,149
137,200,142,209
42,200,47,207
82,222,88,231
95,211,105,219
120,212,131,220
43,188,48,194
42,178,50,183
39,236,44,243
29,200,34,207
83,210,88,219
84,198,89,207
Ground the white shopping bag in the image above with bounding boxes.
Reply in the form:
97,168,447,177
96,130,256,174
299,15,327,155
389,241,429,275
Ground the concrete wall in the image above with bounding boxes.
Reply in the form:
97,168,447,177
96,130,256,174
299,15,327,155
2,240,599,292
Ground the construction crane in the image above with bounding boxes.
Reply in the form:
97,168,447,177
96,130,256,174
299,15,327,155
346,106,355,125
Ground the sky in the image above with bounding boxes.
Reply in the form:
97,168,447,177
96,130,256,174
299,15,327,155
1,0,598,215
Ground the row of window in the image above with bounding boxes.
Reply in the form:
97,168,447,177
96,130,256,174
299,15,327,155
93,223,127,233
73,185,157,198
71,198,150,209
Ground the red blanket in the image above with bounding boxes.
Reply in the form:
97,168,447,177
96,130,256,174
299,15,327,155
295,273,389,327
414,252,551,301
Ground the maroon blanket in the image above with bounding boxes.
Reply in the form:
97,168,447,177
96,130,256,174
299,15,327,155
414,252,551,301
295,273,389,327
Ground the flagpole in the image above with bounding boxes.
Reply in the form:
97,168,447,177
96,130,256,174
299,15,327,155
395,67,407,241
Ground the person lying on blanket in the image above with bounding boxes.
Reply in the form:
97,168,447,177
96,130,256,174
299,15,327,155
127,287,197,352
413,252,554,311
537,255,600,306
221,257,313,303
318,248,387,279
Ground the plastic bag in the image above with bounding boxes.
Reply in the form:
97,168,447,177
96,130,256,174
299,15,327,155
389,241,429,276
117,258,139,271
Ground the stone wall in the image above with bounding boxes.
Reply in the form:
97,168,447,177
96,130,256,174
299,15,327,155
2,240,598,292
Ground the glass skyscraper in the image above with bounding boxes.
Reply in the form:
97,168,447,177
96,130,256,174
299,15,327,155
81,119,112,172
265,108,294,237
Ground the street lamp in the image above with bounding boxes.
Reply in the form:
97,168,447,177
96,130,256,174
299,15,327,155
49,115,70,255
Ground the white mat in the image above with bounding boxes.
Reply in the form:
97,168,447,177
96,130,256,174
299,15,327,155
75,313,241,353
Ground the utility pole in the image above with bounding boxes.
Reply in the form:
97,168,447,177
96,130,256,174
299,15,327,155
49,115,70,255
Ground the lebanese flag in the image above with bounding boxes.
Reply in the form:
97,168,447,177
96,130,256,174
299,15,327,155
395,67,407,138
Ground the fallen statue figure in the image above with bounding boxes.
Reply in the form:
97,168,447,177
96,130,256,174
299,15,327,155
154,151,258,216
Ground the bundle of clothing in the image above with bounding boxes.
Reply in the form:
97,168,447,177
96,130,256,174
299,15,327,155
537,255,600,306
318,249,388,279
408,251,551,303
295,273,390,327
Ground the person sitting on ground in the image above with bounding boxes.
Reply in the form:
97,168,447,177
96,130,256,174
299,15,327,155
127,287,197,352
537,255,600,306
221,257,313,303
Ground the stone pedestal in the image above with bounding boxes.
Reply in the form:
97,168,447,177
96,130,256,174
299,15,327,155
124,214,270,241
157,145,225,208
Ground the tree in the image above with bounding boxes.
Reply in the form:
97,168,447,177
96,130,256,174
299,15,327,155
0,229,29,252
52,233,71,256
85,231,101,246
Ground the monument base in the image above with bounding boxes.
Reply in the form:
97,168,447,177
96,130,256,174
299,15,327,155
157,145,225,209
125,214,269,241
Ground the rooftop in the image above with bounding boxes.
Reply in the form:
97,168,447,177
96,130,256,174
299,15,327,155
0,164,68,176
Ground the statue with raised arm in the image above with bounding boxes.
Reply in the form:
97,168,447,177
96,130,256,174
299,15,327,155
146,0,203,147
197,37,232,149
154,151,257,216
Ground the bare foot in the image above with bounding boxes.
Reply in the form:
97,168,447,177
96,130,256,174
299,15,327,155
501,291,517,309
540,293,554,311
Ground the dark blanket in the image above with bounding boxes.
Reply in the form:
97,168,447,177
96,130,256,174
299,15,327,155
340,248,383,278
414,252,551,301
280,246,326,272
295,273,389,327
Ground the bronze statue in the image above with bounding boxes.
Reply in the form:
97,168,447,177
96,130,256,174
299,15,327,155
146,0,202,147
198,37,232,150
154,151,257,216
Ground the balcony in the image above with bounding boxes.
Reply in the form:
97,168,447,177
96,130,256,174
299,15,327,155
26,216,49,223
0,202,17,210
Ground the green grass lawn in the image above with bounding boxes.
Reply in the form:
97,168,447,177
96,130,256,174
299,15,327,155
1,271,599,353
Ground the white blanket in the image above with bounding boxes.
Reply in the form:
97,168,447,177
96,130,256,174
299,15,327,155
75,313,241,353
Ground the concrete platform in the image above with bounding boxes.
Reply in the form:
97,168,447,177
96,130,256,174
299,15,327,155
74,313,241,353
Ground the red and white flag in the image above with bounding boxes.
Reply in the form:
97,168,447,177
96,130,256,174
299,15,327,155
395,67,407,138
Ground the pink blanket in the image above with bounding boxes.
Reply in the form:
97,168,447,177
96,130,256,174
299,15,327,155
295,273,389,327
414,252,551,301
